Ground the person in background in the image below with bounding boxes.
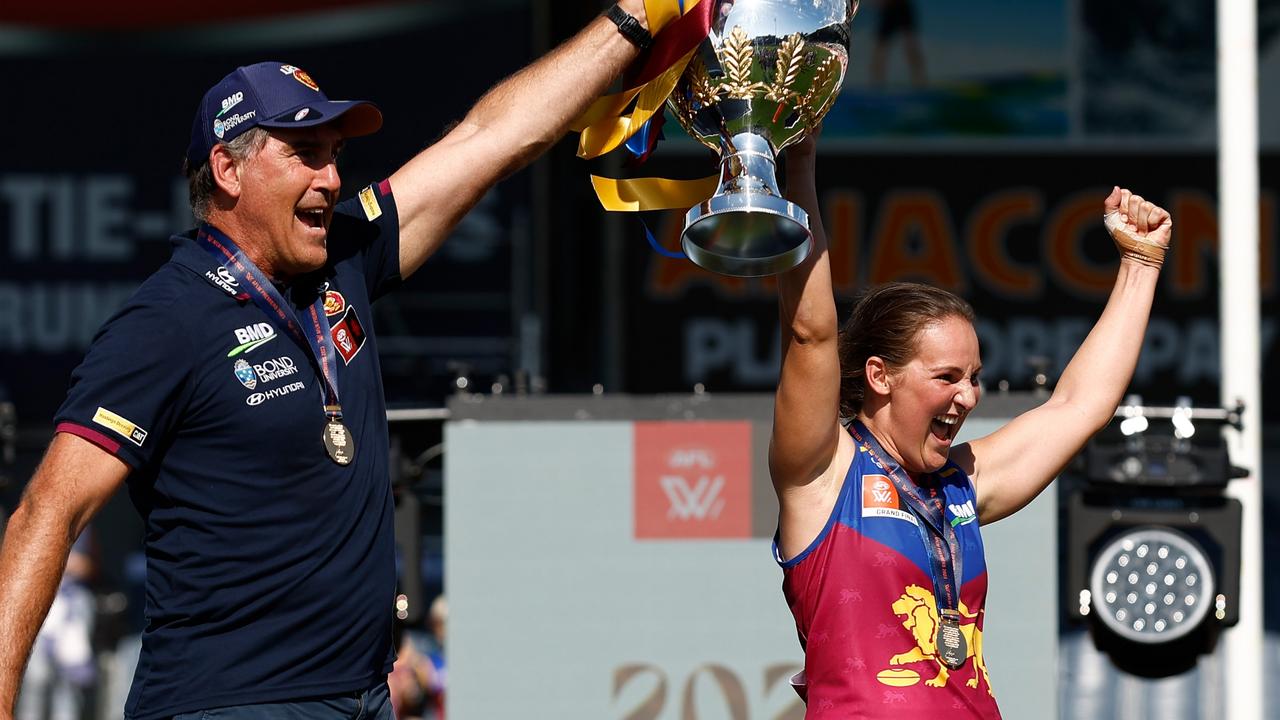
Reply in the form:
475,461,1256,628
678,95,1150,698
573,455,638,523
387,618,435,720
387,594,445,720
869,0,927,87
17,532,96,720
425,595,447,719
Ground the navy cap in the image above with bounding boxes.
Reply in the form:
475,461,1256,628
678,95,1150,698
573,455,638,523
186,61,383,167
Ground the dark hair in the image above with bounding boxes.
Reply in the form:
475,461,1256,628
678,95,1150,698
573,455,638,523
183,127,269,223
837,281,976,418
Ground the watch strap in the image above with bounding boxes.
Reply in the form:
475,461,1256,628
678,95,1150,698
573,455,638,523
605,3,653,51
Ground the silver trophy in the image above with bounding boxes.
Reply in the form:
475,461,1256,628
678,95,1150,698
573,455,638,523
668,0,855,276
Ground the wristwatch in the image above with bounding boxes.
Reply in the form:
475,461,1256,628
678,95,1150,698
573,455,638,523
605,3,653,51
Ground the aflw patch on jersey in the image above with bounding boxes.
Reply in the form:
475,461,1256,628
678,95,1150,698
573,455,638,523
861,474,918,525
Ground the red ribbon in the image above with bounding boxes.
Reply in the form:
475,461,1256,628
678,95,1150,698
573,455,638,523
623,0,715,89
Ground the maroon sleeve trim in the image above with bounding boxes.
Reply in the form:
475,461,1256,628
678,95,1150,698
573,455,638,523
378,178,392,196
56,421,123,456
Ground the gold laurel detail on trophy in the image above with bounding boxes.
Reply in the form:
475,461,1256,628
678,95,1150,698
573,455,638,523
689,56,720,107
800,55,839,127
720,26,764,99
766,33,806,103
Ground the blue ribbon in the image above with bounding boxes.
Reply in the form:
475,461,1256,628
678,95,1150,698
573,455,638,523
643,219,686,259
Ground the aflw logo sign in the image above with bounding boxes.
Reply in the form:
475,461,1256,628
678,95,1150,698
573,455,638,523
634,422,751,539
660,474,725,521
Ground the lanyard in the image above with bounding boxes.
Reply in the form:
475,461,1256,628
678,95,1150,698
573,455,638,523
195,225,344,422
850,421,963,613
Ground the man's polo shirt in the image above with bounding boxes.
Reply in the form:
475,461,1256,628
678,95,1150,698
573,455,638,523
54,181,402,720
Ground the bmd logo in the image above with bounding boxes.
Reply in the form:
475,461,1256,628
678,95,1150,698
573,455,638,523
634,421,751,539
227,322,277,357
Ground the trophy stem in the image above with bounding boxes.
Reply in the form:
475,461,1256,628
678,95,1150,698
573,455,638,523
681,132,813,277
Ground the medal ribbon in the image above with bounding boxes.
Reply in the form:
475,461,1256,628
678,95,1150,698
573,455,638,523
195,225,344,422
849,421,963,615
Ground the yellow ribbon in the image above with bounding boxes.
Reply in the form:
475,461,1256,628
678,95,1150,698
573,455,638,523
571,0,699,156
577,48,694,159
644,0,684,35
576,0,718,213
590,174,719,212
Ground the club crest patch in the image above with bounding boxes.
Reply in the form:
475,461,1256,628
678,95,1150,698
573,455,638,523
323,290,346,317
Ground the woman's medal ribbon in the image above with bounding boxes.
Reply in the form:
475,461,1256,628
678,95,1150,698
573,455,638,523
850,421,970,671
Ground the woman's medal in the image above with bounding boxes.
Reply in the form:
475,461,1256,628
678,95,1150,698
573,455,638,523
938,610,968,670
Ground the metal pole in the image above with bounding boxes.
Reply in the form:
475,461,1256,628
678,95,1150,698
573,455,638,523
1217,0,1263,717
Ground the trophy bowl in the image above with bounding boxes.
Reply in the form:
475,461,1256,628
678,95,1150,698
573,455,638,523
667,0,855,277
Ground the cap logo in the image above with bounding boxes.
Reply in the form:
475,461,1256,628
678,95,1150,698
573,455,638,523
294,108,311,121
279,64,320,91
213,110,257,139
217,91,244,118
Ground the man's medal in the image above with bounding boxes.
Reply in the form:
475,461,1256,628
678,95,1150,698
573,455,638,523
323,405,355,466
850,422,971,672
196,226,356,466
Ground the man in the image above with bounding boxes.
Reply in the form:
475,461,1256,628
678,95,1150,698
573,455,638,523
0,3,652,718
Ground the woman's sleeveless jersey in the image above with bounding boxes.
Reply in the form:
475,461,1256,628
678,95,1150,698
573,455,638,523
776,425,1002,719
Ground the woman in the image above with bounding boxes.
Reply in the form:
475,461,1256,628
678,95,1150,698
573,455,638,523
771,135,1171,718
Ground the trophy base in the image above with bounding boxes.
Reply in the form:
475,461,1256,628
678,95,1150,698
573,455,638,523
681,193,813,277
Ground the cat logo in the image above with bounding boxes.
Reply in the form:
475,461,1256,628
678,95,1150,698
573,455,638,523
92,407,147,447
358,185,382,221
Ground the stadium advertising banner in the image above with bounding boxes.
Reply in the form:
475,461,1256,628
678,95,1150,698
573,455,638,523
616,152,1279,420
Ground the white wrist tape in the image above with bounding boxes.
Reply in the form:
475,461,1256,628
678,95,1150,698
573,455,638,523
1104,211,1166,268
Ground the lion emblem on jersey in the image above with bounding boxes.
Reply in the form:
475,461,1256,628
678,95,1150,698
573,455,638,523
888,584,991,694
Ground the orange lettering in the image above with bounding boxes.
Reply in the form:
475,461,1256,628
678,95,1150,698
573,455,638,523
867,191,964,291
967,190,1042,297
1045,192,1113,298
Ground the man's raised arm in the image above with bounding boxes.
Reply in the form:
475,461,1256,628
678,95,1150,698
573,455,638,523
390,0,651,278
